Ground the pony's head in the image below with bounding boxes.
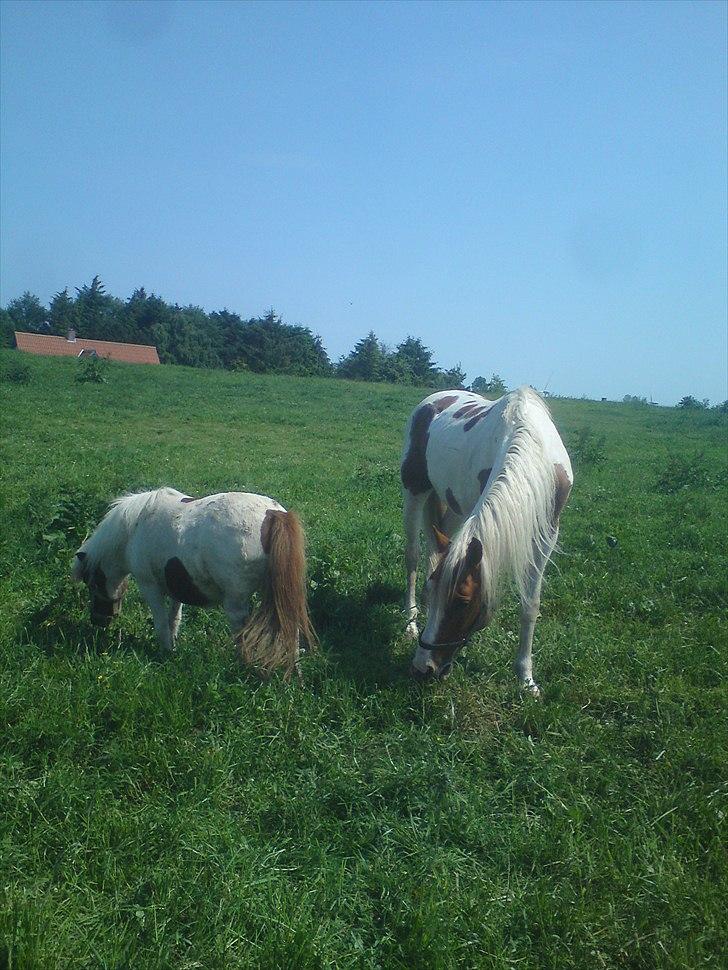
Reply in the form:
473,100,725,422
411,526,488,681
71,549,129,627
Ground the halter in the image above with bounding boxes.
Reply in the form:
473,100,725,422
418,633,468,654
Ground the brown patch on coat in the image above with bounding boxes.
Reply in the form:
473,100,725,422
401,404,435,494
463,408,488,431
554,463,572,520
401,396,460,494
477,468,493,493
433,394,459,412
445,487,462,516
164,557,209,606
454,402,479,419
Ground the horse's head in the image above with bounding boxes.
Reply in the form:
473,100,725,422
72,550,129,627
411,527,487,682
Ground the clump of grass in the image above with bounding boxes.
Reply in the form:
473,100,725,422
569,425,607,466
1,358,31,384
655,452,726,494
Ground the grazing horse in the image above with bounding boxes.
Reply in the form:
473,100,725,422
401,386,572,693
71,488,316,678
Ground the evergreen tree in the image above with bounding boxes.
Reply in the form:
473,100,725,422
48,288,77,336
337,331,385,381
75,276,121,340
391,336,438,385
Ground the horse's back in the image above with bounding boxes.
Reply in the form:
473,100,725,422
127,490,285,600
402,387,571,518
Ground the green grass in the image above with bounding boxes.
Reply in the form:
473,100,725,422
1,350,727,969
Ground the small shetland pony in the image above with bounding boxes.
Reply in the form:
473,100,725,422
401,386,572,694
71,488,316,679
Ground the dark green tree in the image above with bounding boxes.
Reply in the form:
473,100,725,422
0,308,16,347
5,291,47,331
337,331,385,381
75,276,123,341
391,336,439,385
48,288,78,336
677,395,708,410
472,373,507,397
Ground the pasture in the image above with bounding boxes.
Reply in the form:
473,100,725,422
1,349,726,969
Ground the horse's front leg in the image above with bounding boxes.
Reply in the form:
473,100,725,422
515,534,558,698
138,582,174,652
169,600,183,647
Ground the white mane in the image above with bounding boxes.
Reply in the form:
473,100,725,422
443,386,557,610
78,488,181,568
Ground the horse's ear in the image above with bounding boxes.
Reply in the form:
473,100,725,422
432,525,451,553
71,551,86,582
464,537,482,571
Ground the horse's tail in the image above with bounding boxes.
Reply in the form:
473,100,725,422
460,387,560,612
236,509,317,679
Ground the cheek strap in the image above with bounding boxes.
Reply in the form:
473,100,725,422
418,633,468,653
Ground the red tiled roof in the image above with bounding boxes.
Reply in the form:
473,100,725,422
14,332,160,365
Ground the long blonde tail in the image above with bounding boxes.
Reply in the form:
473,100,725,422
236,510,317,679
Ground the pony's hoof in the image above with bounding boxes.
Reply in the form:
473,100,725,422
404,622,418,641
524,681,541,700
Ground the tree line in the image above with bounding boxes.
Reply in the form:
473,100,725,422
2,278,506,391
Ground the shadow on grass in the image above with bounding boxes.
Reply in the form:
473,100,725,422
19,573,416,692
308,579,411,689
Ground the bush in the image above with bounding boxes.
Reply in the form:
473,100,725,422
677,395,708,410
655,452,726,494
76,354,109,383
570,426,607,467
1,359,31,384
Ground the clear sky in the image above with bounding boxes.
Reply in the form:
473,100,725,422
1,0,726,404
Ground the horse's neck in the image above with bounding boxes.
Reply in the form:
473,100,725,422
90,505,131,569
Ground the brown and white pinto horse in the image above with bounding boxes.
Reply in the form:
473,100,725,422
401,386,572,693
71,488,316,678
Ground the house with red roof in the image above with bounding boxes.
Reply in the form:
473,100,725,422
14,329,160,365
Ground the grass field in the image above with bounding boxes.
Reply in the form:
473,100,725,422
1,349,727,969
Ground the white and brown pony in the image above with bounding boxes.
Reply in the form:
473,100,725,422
71,488,316,678
401,386,572,694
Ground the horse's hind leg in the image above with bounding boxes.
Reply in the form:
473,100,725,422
168,600,182,647
224,601,250,639
403,489,428,639
515,533,558,697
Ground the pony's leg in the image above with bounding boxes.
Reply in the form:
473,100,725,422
138,583,173,652
168,600,182,647
515,533,558,697
403,489,428,639
224,601,250,638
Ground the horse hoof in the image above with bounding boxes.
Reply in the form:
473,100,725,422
525,682,542,700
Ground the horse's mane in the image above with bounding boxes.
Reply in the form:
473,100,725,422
78,488,180,566
442,386,558,611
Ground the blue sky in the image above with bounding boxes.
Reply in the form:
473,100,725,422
1,0,726,404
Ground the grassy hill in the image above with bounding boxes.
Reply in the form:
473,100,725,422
1,350,726,969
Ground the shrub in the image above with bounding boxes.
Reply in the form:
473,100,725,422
570,426,607,466
655,452,726,494
677,395,708,410
76,354,109,383
1,359,31,384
